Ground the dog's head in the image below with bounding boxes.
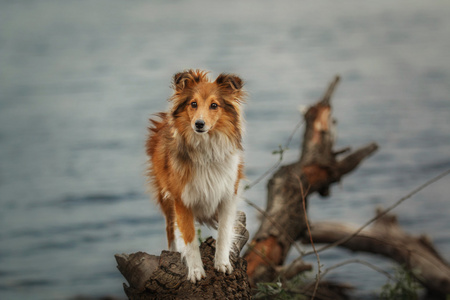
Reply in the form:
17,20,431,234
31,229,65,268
170,69,245,135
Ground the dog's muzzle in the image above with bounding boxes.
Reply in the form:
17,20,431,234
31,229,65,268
194,120,206,133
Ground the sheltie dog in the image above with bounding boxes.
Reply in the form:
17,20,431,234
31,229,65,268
146,69,245,283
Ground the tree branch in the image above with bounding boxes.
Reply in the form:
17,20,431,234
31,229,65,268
303,210,450,295
304,168,450,257
244,75,379,287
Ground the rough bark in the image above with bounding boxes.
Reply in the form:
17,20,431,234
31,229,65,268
244,75,379,286
115,211,251,299
305,208,450,295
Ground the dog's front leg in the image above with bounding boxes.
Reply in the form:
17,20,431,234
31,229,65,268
174,199,205,283
215,197,237,274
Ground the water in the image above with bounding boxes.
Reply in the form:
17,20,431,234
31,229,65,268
1,1,449,299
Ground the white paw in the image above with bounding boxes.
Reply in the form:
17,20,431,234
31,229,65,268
187,265,206,283
183,240,205,283
215,260,233,274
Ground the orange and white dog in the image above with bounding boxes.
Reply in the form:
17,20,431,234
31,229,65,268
146,69,245,283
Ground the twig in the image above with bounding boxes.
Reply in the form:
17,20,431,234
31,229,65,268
320,259,395,281
244,161,282,190
296,174,319,300
285,119,304,150
244,119,304,190
276,258,312,281
302,168,450,257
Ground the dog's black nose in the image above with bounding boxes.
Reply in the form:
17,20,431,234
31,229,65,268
195,120,205,130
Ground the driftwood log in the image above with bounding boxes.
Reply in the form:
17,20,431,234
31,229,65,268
305,208,450,295
115,211,251,299
244,75,379,286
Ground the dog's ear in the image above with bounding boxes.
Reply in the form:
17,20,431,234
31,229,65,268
216,73,245,100
172,71,190,92
215,73,244,93
172,70,209,93
216,73,245,103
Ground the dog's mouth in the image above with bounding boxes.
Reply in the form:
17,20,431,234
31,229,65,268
194,129,208,134
192,123,210,134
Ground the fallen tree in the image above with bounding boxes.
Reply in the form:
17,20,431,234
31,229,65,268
242,76,450,298
305,208,450,295
243,75,378,287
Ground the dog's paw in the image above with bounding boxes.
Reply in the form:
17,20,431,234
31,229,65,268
187,266,206,283
215,260,233,274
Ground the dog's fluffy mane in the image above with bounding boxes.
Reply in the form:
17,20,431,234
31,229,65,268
150,70,246,163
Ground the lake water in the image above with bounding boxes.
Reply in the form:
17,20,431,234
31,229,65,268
1,1,449,299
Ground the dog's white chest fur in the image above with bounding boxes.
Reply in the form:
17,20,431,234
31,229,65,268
182,152,239,219
180,134,240,220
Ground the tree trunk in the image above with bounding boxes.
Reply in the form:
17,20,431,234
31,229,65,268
305,208,450,295
244,75,379,286
115,211,251,299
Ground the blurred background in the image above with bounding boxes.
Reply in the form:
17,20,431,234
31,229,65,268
1,1,449,299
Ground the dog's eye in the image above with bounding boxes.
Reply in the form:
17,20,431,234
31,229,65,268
191,102,197,108
210,103,218,110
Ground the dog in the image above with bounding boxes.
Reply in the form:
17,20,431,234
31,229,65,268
146,69,245,283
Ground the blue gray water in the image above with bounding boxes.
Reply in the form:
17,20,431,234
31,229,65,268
1,1,449,299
